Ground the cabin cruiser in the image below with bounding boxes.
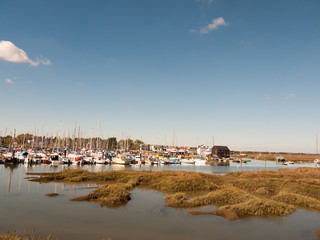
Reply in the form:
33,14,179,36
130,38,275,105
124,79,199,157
194,158,207,165
112,155,132,165
180,159,195,164
50,153,63,164
134,154,145,164
83,156,94,164
92,152,107,164
168,157,180,164
17,151,29,163
159,157,170,165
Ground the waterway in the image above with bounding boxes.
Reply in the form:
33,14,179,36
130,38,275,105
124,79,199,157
0,160,319,240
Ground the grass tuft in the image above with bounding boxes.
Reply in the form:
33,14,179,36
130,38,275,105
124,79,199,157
45,193,59,197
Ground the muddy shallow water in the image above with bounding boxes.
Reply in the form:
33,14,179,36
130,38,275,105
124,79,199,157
0,162,319,240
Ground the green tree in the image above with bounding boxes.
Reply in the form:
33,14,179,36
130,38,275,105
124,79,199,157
133,140,144,150
16,134,33,145
105,137,117,150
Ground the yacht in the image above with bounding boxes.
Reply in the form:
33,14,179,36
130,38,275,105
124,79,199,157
112,156,132,165
180,159,195,164
194,158,207,165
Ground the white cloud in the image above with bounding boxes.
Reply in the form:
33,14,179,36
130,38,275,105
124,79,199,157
285,93,295,100
37,57,51,65
5,78,14,84
0,40,51,66
189,29,197,33
200,17,227,34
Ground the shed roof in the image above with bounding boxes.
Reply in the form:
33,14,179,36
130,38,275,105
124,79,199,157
212,145,230,151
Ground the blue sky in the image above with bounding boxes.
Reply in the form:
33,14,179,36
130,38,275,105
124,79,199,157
1,0,320,152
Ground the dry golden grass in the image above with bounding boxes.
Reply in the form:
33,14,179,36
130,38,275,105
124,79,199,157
0,228,55,240
0,230,112,240
28,168,320,220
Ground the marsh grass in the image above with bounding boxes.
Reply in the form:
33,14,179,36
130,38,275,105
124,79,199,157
28,168,320,220
0,229,112,240
45,193,59,197
0,228,55,240
272,191,320,211
242,152,318,162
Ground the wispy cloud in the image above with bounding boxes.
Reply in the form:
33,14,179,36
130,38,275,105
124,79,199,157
0,40,51,66
264,94,270,100
189,29,197,33
285,93,295,100
78,82,84,86
200,17,227,34
195,0,213,4
5,78,14,84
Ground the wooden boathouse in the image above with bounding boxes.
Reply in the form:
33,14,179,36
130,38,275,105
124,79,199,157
212,145,230,159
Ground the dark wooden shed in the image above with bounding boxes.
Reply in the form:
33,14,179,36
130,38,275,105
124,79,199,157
212,145,230,158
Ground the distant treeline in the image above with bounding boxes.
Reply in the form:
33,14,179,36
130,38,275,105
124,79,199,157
0,134,144,151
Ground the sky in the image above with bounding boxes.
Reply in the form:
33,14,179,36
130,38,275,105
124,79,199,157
1,0,320,153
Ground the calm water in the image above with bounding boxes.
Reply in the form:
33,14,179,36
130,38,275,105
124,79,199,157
0,161,319,240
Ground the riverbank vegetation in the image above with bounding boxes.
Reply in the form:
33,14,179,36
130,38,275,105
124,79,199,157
28,168,320,221
0,229,54,240
235,152,318,162
0,231,113,240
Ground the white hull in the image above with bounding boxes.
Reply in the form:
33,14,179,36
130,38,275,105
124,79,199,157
180,159,195,164
194,159,207,165
94,159,106,164
112,157,131,165
51,159,63,165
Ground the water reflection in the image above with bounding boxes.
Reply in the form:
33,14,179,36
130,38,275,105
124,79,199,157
0,162,319,240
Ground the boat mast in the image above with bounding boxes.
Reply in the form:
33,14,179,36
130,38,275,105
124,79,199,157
90,128,93,150
77,126,80,151
72,122,76,152
12,129,16,158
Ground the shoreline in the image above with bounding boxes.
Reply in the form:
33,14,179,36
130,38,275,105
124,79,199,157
232,152,319,163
